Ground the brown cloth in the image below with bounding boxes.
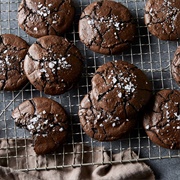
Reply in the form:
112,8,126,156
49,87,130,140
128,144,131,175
0,139,155,180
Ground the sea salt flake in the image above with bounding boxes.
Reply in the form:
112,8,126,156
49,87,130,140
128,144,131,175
39,68,46,73
34,27,38,31
42,110,46,114
44,120,48,124
30,117,38,124
3,50,7,54
112,122,116,127
145,125,150,129
36,124,41,130
118,92,122,98
5,55,9,62
38,3,43,8
97,114,101,119
87,19,94,25
48,62,55,68
62,57,66,61
115,117,120,121
45,73,49,77
52,20,57,24
42,134,47,137
27,124,34,130
112,77,117,84
99,123,103,127
59,127,64,132
114,22,119,27
174,112,180,120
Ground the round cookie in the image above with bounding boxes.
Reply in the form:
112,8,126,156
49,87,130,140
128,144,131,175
79,91,137,141
18,0,75,38
79,0,136,55
79,60,152,141
91,60,152,119
172,46,180,85
12,97,68,155
0,34,29,91
24,35,83,95
143,89,180,149
144,0,180,41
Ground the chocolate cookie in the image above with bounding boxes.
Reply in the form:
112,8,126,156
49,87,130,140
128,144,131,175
18,0,75,38
143,89,180,149
172,46,180,85
79,92,137,141
0,34,29,91
79,60,152,141
145,0,180,41
91,60,152,119
12,97,68,155
79,0,136,55
24,35,83,95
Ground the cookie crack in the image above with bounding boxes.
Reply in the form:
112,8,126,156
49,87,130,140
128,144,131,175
110,101,127,121
29,99,36,113
56,0,66,12
97,85,115,102
126,101,138,115
95,72,108,86
101,125,107,140
0,36,5,46
35,41,48,52
0,78,6,90
26,52,39,62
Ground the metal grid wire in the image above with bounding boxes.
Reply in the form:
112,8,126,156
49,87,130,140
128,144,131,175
0,0,180,171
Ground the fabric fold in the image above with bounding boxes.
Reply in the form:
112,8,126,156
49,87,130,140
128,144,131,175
0,139,155,180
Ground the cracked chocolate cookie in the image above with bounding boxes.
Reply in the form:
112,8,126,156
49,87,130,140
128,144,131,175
172,46,180,85
24,35,83,95
0,34,29,91
91,60,152,119
12,97,68,154
18,0,75,38
79,60,152,141
79,92,137,141
79,0,136,55
145,0,180,41
143,89,180,149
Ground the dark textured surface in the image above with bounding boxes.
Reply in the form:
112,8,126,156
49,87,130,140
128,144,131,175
143,89,180,149
79,60,152,141
79,0,136,55
24,35,83,95
12,97,68,155
18,0,75,38
145,0,180,41
172,46,180,86
147,158,180,180
0,0,179,177
0,34,29,91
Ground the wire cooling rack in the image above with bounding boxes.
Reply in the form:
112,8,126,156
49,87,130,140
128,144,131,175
0,0,180,171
